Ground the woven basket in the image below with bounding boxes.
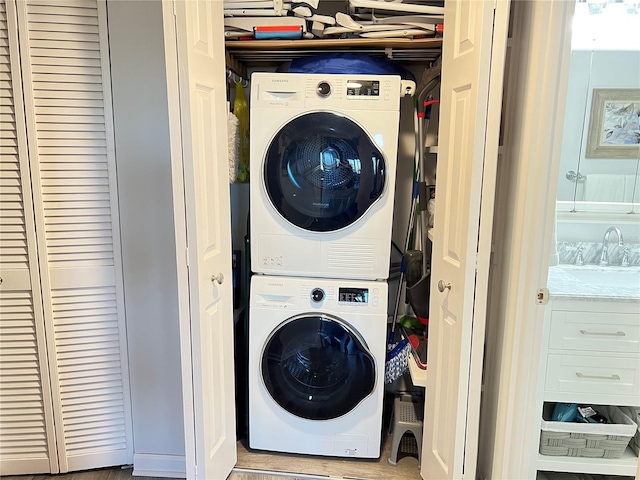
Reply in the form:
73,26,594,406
539,404,637,459
627,407,640,456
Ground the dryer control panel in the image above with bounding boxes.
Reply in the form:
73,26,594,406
250,72,404,111
306,76,393,105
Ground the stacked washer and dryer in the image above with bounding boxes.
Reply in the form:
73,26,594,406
248,72,412,459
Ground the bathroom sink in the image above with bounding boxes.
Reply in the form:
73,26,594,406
548,265,640,299
561,265,640,287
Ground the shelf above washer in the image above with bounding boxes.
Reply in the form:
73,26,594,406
225,37,443,66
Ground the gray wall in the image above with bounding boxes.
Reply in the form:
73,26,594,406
107,0,185,457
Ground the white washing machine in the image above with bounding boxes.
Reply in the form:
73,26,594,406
248,274,387,458
250,72,412,280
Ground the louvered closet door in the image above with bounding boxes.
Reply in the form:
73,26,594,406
14,0,132,472
0,0,58,475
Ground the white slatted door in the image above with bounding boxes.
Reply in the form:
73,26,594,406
421,0,508,478
14,0,132,472
0,0,57,474
166,0,237,478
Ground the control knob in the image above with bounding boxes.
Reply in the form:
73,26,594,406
317,81,331,97
311,288,325,303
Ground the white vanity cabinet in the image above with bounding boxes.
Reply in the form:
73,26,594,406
536,297,640,477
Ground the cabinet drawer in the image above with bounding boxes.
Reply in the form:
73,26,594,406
549,310,640,354
545,354,640,398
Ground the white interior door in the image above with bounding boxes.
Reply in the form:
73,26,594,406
422,0,509,478
163,1,237,479
15,0,133,472
0,0,57,473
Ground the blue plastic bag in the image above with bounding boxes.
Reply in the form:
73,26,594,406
281,53,415,81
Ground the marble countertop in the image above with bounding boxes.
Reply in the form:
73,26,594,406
547,265,640,303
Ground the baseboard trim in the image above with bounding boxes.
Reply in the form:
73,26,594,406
133,453,186,478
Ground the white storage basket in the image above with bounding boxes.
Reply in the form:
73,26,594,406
539,404,637,459
624,407,640,456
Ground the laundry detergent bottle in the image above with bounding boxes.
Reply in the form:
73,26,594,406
233,81,250,183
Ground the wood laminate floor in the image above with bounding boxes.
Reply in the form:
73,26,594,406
0,469,293,480
0,467,171,480
235,430,421,480
1,426,421,480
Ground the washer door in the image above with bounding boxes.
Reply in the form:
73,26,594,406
263,111,386,232
262,314,376,420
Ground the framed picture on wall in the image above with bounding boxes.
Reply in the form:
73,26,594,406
585,88,640,159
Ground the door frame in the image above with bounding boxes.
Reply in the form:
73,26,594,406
478,0,576,478
160,1,198,478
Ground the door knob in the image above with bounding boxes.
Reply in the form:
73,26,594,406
211,273,224,285
437,280,451,292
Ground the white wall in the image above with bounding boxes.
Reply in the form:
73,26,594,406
107,0,185,462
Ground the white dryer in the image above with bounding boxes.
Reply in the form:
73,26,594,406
248,274,387,458
250,72,409,280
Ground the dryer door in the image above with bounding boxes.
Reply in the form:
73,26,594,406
261,314,376,420
263,111,386,232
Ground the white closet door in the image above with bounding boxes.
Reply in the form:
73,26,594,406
14,0,132,472
422,0,509,478
0,0,57,474
164,0,237,478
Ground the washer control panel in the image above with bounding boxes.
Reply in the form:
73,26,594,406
338,287,368,304
250,276,387,313
304,284,381,308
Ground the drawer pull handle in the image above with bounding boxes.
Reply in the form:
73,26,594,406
579,329,625,337
576,372,621,381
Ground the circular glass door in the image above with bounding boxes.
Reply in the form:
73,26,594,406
261,314,376,420
263,112,387,232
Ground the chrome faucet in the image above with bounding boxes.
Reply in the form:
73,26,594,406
621,247,630,267
599,226,624,266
